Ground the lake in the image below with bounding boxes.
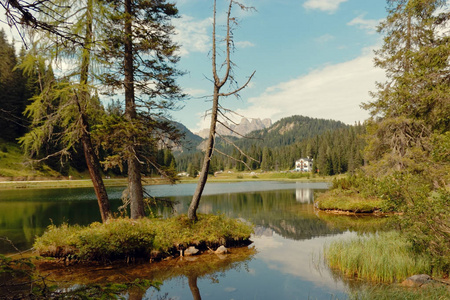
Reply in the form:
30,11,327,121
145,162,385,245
0,181,368,299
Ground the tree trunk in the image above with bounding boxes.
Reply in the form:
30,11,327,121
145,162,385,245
124,0,145,219
188,274,202,300
80,130,111,222
188,86,219,220
78,0,111,223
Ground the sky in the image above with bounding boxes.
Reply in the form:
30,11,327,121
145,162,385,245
0,0,389,133
171,0,388,133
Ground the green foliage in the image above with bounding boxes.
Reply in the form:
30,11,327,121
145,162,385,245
327,171,450,275
349,284,450,300
0,30,31,142
0,253,35,278
402,189,450,274
325,231,437,283
34,215,253,262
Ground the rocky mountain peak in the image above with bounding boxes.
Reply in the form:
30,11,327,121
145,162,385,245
196,117,272,138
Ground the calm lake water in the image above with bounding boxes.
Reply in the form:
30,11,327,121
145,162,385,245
0,181,367,299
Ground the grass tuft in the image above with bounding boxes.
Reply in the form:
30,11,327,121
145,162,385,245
315,189,384,213
324,231,436,283
34,214,253,262
349,284,450,300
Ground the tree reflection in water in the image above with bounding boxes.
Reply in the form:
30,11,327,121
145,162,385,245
34,246,256,299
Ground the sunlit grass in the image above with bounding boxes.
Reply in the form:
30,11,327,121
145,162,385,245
34,214,253,262
325,231,434,283
315,189,384,213
0,140,43,177
349,284,450,300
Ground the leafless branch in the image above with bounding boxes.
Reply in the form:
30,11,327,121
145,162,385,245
219,70,255,97
1,0,82,48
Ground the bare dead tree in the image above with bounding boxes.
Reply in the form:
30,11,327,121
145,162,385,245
188,0,255,221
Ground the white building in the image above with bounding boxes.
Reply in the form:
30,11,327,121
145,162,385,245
294,157,313,172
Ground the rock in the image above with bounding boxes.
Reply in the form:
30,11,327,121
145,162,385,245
196,117,272,139
184,246,199,256
215,245,228,254
401,274,433,287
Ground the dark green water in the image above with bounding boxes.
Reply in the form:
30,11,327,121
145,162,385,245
1,181,363,299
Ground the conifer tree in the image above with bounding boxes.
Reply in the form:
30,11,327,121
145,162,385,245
0,30,29,141
98,0,185,219
363,0,450,174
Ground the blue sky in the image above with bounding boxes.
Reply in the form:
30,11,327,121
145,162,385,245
171,0,388,132
1,0,389,133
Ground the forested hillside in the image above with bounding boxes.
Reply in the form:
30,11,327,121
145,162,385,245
0,30,32,142
1,30,362,180
175,116,365,176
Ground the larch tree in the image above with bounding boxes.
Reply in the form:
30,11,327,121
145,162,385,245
188,0,255,221
0,0,84,47
97,0,185,219
19,0,112,222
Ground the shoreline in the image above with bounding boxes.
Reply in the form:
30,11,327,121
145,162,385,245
0,174,333,190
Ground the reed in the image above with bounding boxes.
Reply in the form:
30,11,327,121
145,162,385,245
325,231,432,283
349,284,450,300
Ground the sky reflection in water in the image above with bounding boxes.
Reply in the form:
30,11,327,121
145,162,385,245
1,181,356,299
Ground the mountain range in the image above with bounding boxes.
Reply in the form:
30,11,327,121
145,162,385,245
196,117,272,138
174,115,347,154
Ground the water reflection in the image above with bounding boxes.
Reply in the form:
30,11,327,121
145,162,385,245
1,182,359,299
296,187,313,203
36,246,256,300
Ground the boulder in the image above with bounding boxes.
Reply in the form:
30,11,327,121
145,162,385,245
401,274,433,287
184,246,199,256
215,245,228,254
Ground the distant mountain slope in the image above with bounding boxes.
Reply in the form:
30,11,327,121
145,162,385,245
236,115,348,149
172,122,204,154
173,115,348,156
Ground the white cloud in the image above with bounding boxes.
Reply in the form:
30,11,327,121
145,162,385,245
235,40,255,48
185,87,208,97
173,15,212,56
235,46,385,125
347,14,381,34
303,0,348,13
314,34,335,43
193,110,213,134
252,231,356,289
